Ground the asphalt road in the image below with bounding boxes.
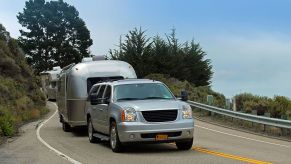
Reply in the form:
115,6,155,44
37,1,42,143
1,101,291,164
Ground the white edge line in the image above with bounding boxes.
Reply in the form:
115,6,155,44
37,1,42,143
195,125,291,148
36,103,82,164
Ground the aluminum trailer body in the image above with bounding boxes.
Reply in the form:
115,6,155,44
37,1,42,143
57,60,137,128
40,66,62,100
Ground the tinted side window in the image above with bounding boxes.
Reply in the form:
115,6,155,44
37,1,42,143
97,85,106,99
89,85,100,95
103,85,111,99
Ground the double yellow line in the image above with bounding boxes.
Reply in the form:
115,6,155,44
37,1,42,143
192,146,272,164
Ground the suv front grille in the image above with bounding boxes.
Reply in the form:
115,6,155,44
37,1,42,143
141,109,178,122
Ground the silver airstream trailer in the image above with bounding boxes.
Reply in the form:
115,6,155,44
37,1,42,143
57,58,137,131
40,66,62,100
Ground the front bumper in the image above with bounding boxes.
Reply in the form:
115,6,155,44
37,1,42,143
117,119,194,143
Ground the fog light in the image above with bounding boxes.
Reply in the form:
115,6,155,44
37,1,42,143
129,134,135,139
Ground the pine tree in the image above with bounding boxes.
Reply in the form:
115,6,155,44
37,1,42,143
108,28,213,86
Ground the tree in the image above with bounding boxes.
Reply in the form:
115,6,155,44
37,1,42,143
17,0,93,73
108,28,213,86
109,28,152,77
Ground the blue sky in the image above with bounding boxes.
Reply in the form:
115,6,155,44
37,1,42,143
0,0,290,98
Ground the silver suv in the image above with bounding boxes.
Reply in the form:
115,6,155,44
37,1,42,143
85,79,194,152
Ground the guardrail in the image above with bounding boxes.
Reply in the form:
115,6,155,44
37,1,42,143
187,100,291,129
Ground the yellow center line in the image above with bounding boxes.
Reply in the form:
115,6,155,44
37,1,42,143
192,146,272,164
169,143,272,164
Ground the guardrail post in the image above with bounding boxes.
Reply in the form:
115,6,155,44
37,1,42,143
282,128,288,136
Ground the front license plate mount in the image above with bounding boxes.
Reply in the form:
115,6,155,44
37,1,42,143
155,134,168,141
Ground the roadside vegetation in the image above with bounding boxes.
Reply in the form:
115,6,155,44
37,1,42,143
0,24,47,137
235,93,291,120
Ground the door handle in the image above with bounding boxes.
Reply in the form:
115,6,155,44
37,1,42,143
99,108,103,111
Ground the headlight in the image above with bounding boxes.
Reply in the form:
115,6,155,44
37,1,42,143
121,107,137,122
182,105,192,119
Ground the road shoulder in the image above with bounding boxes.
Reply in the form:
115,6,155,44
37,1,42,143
0,102,69,164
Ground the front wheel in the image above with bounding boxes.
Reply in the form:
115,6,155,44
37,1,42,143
62,121,71,132
176,138,193,150
110,121,123,153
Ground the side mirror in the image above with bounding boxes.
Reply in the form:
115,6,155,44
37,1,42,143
181,90,188,102
90,94,98,105
101,98,110,104
105,98,110,104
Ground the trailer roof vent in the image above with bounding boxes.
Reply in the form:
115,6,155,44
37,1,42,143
81,57,93,63
92,55,105,61
53,66,61,71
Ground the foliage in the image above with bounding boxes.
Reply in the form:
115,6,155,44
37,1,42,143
17,0,93,73
0,24,47,137
0,108,15,136
235,93,291,119
145,74,225,108
108,28,213,86
271,96,291,119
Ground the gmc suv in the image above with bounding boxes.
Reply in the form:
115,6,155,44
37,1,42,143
85,79,194,152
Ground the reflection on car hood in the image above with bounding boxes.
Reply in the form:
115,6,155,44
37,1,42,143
115,99,186,111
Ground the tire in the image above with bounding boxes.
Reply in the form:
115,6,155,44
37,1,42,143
62,121,71,132
110,121,123,153
176,138,193,150
87,117,100,143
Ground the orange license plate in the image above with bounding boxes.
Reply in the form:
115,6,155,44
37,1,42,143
155,134,168,141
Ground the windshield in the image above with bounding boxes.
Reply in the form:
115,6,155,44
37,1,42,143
114,83,174,101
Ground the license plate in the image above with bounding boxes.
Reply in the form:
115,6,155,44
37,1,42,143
155,134,168,141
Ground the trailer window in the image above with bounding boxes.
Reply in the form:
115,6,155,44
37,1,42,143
87,76,124,93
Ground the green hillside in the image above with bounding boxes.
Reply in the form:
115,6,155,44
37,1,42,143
0,24,47,137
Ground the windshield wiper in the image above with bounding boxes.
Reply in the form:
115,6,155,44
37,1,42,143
142,97,170,100
117,98,140,101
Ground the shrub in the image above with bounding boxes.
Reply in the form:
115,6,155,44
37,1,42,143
235,93,291,119
0,108,15,136
270,96,291,118
243,101,256,113
29,108,40,119
234,93,258,111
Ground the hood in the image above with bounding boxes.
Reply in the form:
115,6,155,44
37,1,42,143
115,99,186,111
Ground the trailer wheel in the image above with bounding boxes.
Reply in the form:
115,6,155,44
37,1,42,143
87,117,100,143
62,121,71,132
